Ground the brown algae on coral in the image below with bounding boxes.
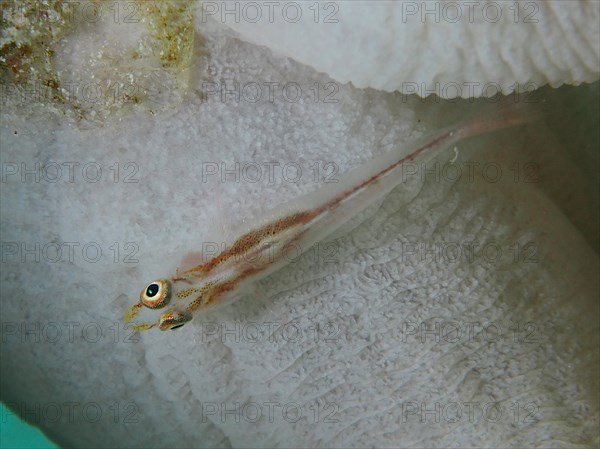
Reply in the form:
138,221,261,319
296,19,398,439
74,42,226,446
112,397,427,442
1,0,198,123
1,1,74,97
138,0,195,71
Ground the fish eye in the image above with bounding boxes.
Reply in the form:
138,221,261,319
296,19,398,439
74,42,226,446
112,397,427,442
158,310,192,331
140,279,171,309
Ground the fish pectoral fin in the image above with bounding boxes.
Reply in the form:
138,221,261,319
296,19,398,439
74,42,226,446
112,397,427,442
132,322,155,332
125,303,143,323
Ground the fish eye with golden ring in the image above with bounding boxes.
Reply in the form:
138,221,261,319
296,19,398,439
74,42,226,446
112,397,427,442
140,279,171,309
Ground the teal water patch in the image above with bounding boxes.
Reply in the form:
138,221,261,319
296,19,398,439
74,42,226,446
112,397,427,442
0,402,59,449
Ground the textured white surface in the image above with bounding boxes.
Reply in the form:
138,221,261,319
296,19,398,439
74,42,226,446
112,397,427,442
212,0,600,97
1,7,599,449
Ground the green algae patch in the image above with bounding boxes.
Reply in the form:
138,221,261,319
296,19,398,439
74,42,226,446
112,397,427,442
1,0,198,125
